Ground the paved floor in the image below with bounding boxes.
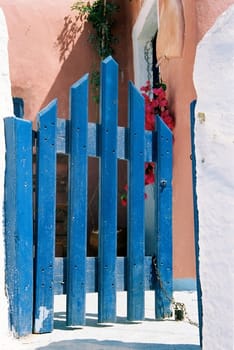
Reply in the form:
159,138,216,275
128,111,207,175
2,291,200,350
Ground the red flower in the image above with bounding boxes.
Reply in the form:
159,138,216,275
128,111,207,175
151,99,159,108
123,184,128,192
158,98,168,107
121,196,127,207
153,87,165,99
140,80,151,93
145,113,155,131
161,110,174,130
145,162,155,185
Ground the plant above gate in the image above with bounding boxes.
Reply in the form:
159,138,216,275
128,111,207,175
72,0,119,102
72,0,119,59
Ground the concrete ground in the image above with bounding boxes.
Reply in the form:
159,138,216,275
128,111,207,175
2,291,200,350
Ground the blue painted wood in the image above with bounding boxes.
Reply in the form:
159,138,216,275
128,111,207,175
190,100,203,347
54,257,154,294
55,120,154,163
56,118,69,154
66,74,89,326
4,117,33,337
86,257,98,293
87,123,99,157
54,256,67,294
154,116,173,319
13,97,24,118
33,100,57,333
98,56,118,323
127,82,145,321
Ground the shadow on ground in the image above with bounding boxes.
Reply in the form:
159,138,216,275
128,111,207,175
53,312,160,329
36,339,200,350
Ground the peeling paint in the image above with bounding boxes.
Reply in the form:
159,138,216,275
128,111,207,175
34,306,50,332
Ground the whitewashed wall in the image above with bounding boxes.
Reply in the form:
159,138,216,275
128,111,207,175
193,5,234,349
0,8,13,338
132,0,158,89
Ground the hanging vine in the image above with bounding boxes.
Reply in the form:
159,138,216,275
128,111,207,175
72,0,120,102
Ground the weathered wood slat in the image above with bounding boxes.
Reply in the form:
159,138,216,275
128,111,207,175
56,121,155,163
4,117,33,337
98,56,118,323
54,257,154,294
127,82,145,321
155,116,173,319
56,118,68,154
33,100,57,333
66,74,89,326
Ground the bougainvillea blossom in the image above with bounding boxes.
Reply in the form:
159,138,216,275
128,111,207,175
144,162,155,185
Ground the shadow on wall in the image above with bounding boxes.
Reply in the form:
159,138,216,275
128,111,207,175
41,15,99,122
56,14,85,63
40,5,133,125
36,339,200,350
40,14,128,240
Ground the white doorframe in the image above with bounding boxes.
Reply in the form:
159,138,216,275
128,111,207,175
132,0,158,89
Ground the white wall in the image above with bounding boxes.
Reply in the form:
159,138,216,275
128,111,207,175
193,5,234,349
132,0,158,89
0,8,13,337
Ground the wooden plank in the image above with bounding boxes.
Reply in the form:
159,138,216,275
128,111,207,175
66,74,88,326
86,257,98,293
88,122,99,157
54,256,66,295
144,130,156,162
116,126,126,160
154,116,173,319
190,100,203,346
54,122,154,162
56,118,68,154
33,100,57,333
4,117,33,337
88,124,152,161
12,97,24,118
54,257,154,294
127,82,145,321
98,56,118,323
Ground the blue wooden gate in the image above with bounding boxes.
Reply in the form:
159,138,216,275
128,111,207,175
4,57,173,337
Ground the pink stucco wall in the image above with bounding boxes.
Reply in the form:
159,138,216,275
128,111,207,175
0,0,97,126
196,1,234,41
